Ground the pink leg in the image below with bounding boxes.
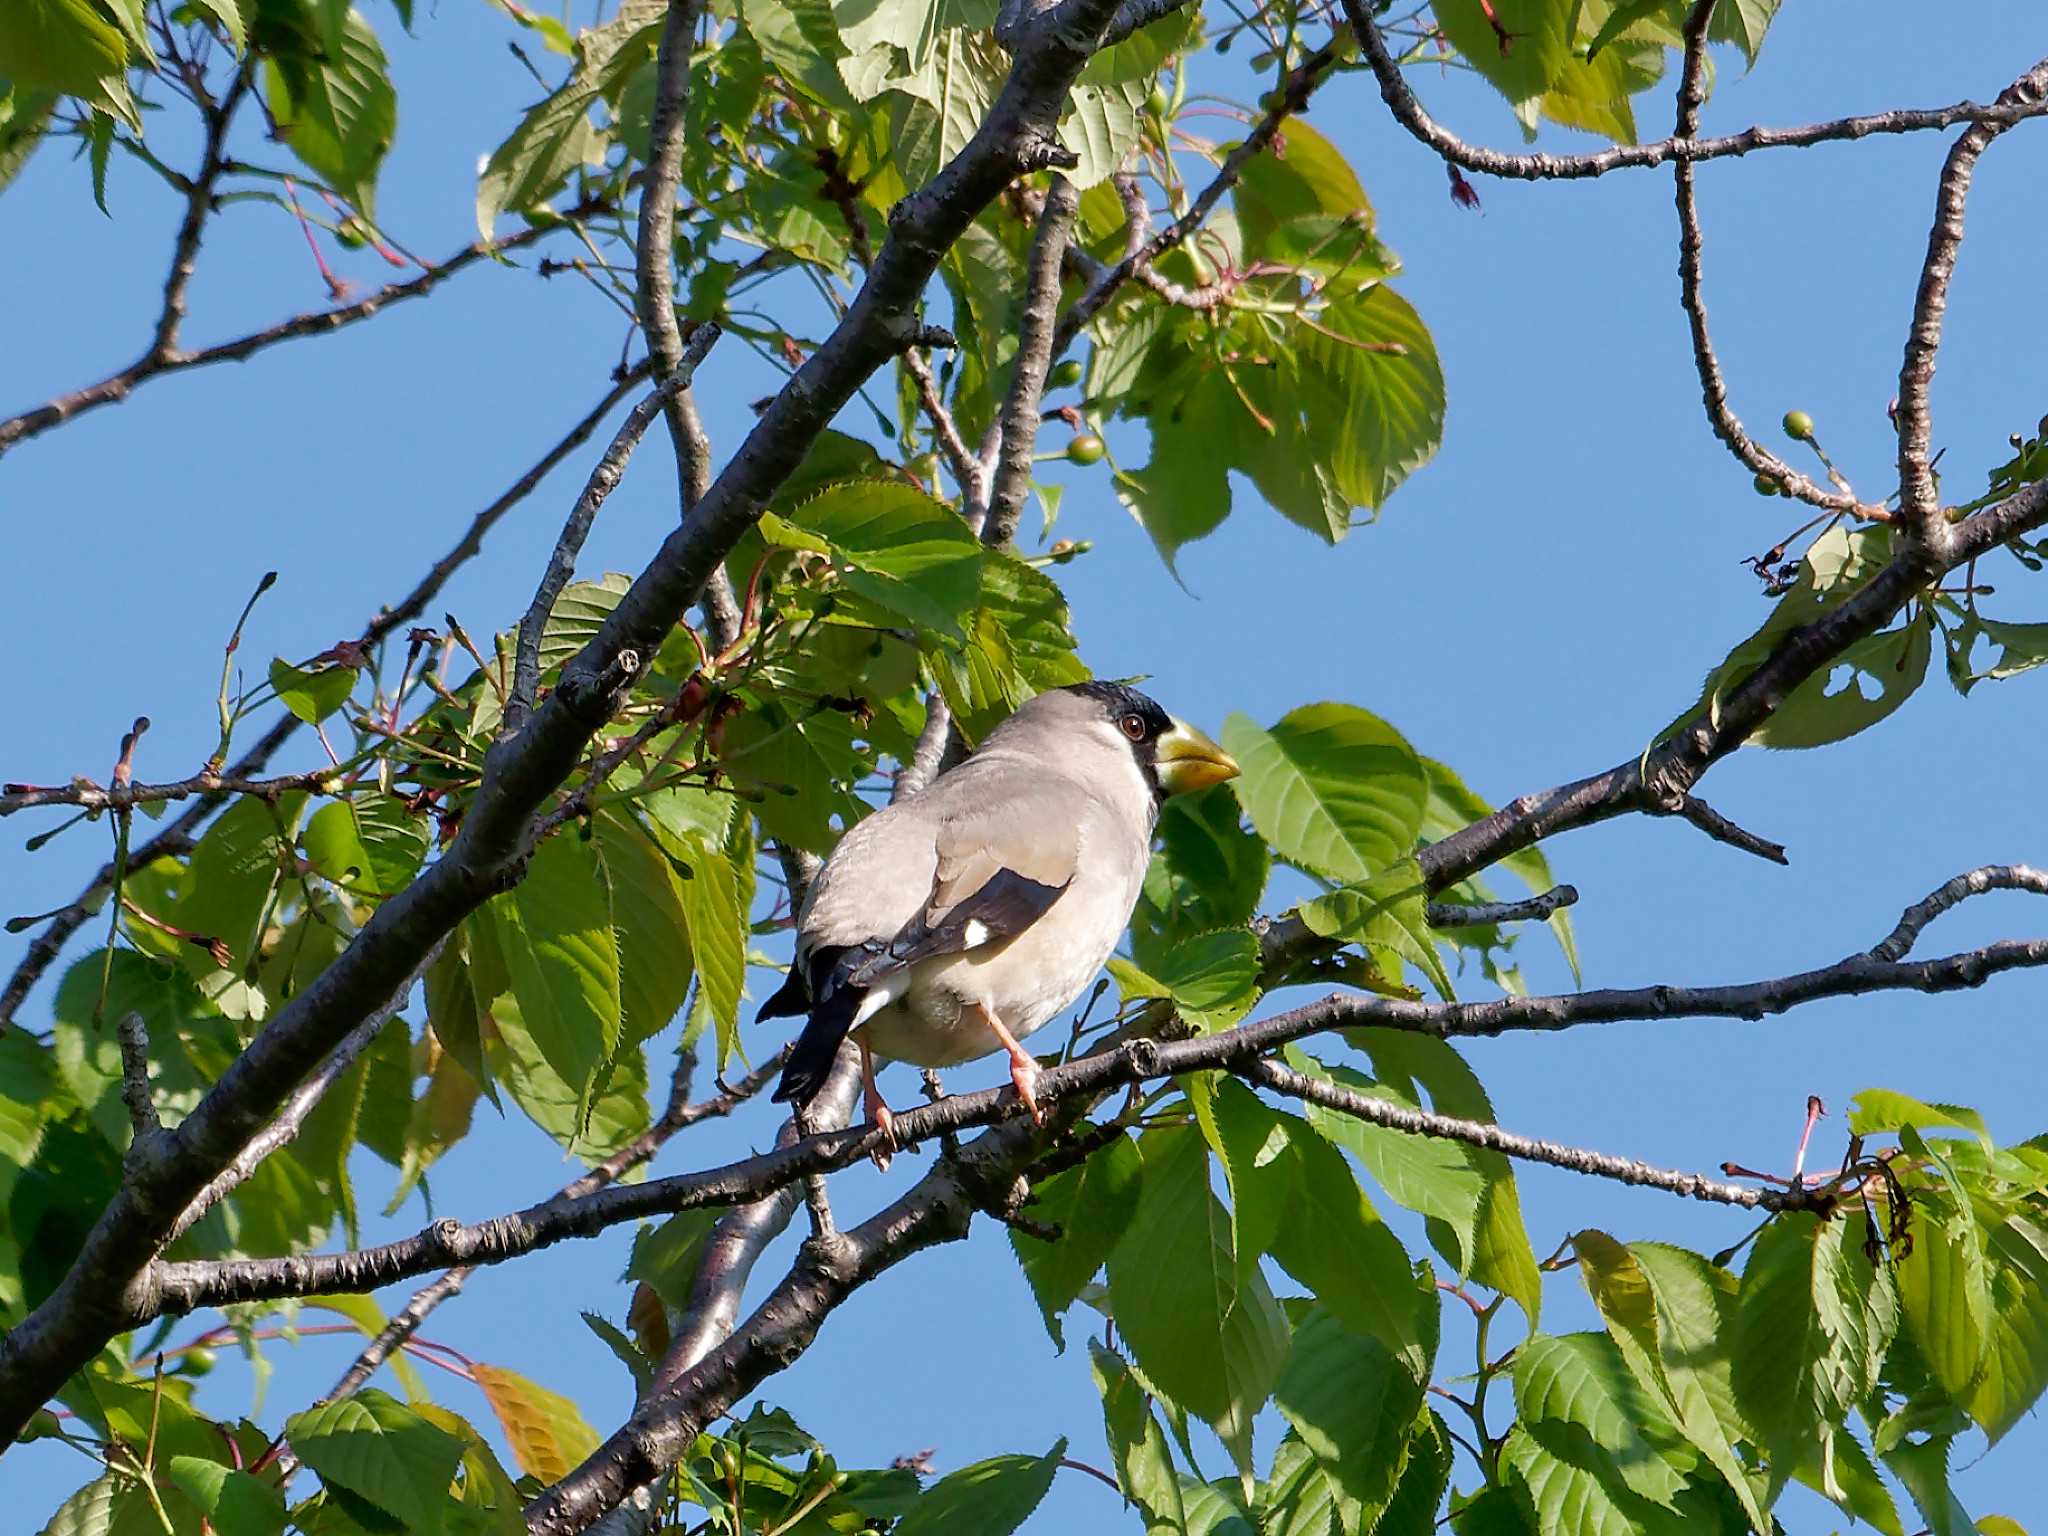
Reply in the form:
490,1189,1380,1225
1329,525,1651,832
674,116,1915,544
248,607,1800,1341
973,1004,1044,1124
860,1037,896,1170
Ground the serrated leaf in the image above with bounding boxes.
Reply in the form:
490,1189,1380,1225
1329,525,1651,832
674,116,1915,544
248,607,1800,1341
489,835,622,1121
671,831,743,1068
284,1389,462,1531
591,810,693,1048
1107,1124,1289,1471
1091,1342,1187,1532
1849,1087,1993,1152
787,478,985,639
303,795,428,899
165,1456,286,1535
471,1363,600,1483
261,6,395,214
269,656,357,723
1706,0,1778,65
1224,703,1426,884
1297,861,1452,1000
891,1439,1066,1536
0,0,137,128
1964,1211,2048,1445
1011,1131,1143,1347
1274,1304,1425,1529
482,994,650,1162
1293,283,1445,513
1434,0,1573,110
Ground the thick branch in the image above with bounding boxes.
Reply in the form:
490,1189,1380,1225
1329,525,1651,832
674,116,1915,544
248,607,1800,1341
1242,1057,1803,1210
1340,0,2048,183
0,202,607,457
135,924,2048,1318
1895,58,2048,537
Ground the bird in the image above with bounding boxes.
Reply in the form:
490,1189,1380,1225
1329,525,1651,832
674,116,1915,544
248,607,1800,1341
757,680,1240,1144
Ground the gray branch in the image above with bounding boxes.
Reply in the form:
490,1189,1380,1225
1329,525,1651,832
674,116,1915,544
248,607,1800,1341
1895,57,2048,539
1340,0,2048,183
505,333,718,735
133,917,2048,1320
1241,1056,1803,1211
1870,863,2048,963
980,175,1077,546
1671,1,1872,516
116,1013,161,1153
165,940,442,1246
1426,885,1577,929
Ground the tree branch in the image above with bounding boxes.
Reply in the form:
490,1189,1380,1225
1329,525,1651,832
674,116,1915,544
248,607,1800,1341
1895,57,2048,538
116,1012,162,1153
0,200,609,458
980,174,1077,545
1339,0,2048,183
1240,1056,1808,1211
505,335,718,735
1869,863,2048,963
0,369,647,1027
164,940,443,1246
1671,1,1875,516
1425,885,1577,930
134,918,2048,1320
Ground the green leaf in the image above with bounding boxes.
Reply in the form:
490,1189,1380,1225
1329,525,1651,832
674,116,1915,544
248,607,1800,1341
165,1456,287,1536
52,950,231,1150
1791,1422,1904,1536
1532,37,1663,144
782,479,984,639
470,1363,600,1484
1706,0,1778,66
891,1439,1066,1536
1107,1124,1289,1471
1091,1342,1187,1532
1114,366,1243,571
1573,1231,1767,1529
1292,283,1445,513
261,6,395,215
1297,861,1451,1000
1184,1076,1293,1284
715,703,870,855
1133,788,1269,971
591,810,693,1048
0,83,59,196
1896,1189,1993,1405
269,656,357,723
1353,1030,1542,1321
1733,1212,1899,1476
490,835,622,1119
1233,118,1387,278
1757,611,1933,750
1849,1088,1993,1152
1268,1112,1436,1381
284,1389,463,1532
888,31,1002,188
626,1207,719,1311
740,0,851,107
1059,75,1146,189
1420,755,1577,981
0,1025,56,1165
1010,1130,1143,1348
189,0,248,52
303,795,429,899
0,0,136,129
1513,1330,1691,1508
487,991,649,1162
1883,1429,1978,1536
1434,0,1572,110
1964,1211,2048,1445
1274,1304,1427,1529
1108,928,1260,1033
671,830,744,1068
1224,703,1426,884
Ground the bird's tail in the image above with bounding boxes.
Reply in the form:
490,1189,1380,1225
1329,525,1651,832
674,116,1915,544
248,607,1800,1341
772,986,864,1107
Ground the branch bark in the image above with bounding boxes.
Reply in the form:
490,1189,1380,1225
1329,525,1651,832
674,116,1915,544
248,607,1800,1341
1340,0,2048,183
1895,57,2048,538
979,175,1077,545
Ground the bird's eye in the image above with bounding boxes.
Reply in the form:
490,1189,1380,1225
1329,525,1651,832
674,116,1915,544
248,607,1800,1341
1119,713,1147,741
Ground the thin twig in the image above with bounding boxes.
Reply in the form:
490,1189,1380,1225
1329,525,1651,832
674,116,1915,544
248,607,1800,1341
1339,0,2048,184
504,330,720,734
1658,791,1789,866
1426,885,1577,929
1895,58,2048,539
116,1013,162,1150
1869,863,2048,963
1241,1056,1804,1210
0,198,612,457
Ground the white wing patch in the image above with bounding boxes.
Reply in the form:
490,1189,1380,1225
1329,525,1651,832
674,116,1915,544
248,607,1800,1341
962,919,992,948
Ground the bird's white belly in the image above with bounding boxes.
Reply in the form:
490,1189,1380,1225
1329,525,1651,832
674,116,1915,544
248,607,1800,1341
856,892,1126,1068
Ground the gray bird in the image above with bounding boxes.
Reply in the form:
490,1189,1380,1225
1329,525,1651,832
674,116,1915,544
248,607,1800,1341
759,681,1240,1139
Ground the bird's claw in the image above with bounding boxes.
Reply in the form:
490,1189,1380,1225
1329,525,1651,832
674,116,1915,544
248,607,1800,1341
1010,1055,1044,1125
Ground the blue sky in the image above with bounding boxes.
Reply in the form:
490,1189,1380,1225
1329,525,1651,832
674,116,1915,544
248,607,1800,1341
5,0,2047,1526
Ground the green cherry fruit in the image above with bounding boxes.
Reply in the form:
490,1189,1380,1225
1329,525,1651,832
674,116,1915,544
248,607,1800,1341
1048,359,1084,391
179,1347,218,1378
1066,433,1107,466
1753,473,1779,496
1146,84,1170,117
1783,409,1815,441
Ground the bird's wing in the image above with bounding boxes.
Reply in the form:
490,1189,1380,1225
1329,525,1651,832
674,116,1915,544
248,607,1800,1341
771,766,1085,1105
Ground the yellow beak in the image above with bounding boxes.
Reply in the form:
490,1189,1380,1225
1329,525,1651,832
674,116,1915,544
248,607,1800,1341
1155,719,1240,796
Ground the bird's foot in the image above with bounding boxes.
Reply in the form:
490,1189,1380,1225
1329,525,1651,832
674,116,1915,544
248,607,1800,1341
1007,1051,1044,1125
864,1088,898,1171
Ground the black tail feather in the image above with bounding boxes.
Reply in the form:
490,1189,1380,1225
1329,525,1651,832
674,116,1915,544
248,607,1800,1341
772,987,864,1107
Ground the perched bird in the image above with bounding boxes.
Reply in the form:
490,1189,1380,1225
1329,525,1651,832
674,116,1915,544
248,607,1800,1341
759,681,1240,1140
